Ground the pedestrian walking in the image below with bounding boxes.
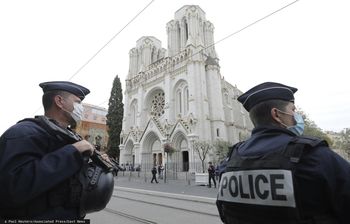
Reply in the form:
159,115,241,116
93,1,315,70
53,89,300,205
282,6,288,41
151,166,158,183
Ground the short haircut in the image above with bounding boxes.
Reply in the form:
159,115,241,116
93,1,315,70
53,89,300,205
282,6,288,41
42,90,69,111
249,99,290,127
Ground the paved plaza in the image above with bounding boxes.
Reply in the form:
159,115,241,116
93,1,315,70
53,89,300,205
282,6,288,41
114,173,219,198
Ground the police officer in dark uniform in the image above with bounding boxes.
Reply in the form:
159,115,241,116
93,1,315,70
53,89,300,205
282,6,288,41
216,82,350,224
208,161,216,188
151,166,159,183
0,81,95,219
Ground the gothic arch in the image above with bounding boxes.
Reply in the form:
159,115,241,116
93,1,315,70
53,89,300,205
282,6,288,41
124,140,135,166
173,80,189,118
129,99,138,126
171,131,187,150
176,21,181,52
182,17,189,43
170,131,189,172
142,131,160,153
141,131,161,170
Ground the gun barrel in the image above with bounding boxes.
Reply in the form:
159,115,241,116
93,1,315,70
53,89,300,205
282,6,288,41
92,150,122,171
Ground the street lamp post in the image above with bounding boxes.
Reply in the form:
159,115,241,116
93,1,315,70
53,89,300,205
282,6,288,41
164,152,168,183
163,143,174,184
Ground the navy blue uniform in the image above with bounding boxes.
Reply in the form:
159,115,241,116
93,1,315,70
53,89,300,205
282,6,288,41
217,126,350,224
208,164,216,188
151,167,158,183
0,119,83,219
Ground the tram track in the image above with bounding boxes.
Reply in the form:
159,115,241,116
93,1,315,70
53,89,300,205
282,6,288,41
103,207,158,224
115,186,217,204
112,187,219,218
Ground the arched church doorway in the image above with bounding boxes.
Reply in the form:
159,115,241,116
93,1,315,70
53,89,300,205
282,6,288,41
142,131,161,171
124,140,134,168
172,131,189,172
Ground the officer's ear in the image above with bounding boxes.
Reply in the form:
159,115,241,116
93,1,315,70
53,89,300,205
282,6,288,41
53,94,66,110
271,108,283,124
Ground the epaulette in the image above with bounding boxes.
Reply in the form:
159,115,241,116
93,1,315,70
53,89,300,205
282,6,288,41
289,135,328,147
227,141,245,159
284,136,328,163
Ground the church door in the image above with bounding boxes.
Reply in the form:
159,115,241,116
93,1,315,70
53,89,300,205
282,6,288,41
182,151,189,171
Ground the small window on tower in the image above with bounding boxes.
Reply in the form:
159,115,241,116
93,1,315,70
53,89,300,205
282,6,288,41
216,128,220,137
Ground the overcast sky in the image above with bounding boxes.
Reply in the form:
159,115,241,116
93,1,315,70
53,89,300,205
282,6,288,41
1,0,349,135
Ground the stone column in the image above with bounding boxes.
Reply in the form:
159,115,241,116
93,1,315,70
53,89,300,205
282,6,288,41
187,134,199,172
180,20,186,51
119,144,125,164
133,143,141,165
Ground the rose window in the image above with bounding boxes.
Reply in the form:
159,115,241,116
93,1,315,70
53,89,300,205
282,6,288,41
150,92,165,118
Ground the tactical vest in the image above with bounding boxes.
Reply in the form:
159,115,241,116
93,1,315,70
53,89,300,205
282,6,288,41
217,137,337,224
1,116,116,218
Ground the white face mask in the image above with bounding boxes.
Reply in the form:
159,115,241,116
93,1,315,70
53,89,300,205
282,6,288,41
70,102,84,122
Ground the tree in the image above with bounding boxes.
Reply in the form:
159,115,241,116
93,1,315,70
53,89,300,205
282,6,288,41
340,128,350,152
213,140,231,162
163,143,175,154
106,75,124,159
298,108,333,145
193,141,213,173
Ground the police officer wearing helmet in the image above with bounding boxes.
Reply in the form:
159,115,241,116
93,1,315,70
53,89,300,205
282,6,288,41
216,82,350,224
0,81,111,219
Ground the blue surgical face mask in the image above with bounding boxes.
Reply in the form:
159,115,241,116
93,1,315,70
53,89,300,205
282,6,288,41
288,112,304,136
277,110,305,136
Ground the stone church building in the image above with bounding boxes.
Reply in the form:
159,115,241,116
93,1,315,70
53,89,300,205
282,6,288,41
119,5,253,172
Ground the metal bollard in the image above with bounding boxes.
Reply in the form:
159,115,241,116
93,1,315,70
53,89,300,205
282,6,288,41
186,172,191,185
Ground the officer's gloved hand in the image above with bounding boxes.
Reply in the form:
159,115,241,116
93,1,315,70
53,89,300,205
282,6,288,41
72,140,95,156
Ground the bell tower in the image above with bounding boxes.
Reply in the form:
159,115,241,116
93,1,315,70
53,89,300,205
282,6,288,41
166,5,217,58
127,36,166,78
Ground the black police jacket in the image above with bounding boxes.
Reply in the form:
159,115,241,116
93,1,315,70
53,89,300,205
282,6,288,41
0,118,84,219
216,126,350,224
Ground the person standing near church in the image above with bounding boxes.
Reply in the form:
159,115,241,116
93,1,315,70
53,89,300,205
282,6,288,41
208,161,216,188
158,164,164,179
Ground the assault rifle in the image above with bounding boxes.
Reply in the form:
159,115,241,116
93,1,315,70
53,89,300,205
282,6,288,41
89,150,123,175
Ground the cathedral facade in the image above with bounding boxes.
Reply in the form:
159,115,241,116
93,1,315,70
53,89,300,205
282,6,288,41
119,5,253,172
